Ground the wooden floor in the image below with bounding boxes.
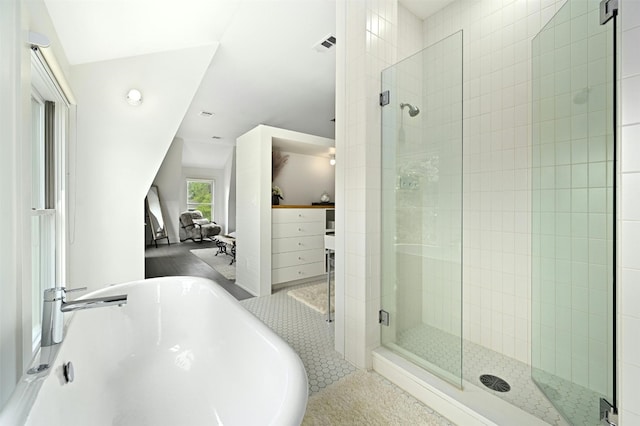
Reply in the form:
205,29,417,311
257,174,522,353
145,240,253,301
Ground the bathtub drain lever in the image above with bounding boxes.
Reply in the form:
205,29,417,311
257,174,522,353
63,362,74,383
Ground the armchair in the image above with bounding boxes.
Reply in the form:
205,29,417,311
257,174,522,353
179,210,222,242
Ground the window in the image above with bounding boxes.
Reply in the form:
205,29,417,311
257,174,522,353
30,93,55,347
30,49,69,350
187,179,214,221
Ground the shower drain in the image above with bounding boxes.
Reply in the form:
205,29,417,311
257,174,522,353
479,374,511,392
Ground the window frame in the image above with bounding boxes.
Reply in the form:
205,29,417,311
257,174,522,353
29,49,69,353
186,178,215,222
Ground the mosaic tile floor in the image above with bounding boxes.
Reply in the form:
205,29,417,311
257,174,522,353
239,281,452,426
397,324,601,425
239,281,601,425
240,280,356,394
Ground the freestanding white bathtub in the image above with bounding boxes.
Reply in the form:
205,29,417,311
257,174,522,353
0,276,308,426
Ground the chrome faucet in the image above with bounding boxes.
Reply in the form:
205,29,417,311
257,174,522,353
41,287,128,347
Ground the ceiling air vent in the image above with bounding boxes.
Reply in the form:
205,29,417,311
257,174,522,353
313,34,336,52
199,111,214,117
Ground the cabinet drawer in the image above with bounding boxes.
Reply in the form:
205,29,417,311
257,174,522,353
272,262,325,285
272,248,325,269
272,235,324,253
272,208,325,223
272,222,325,238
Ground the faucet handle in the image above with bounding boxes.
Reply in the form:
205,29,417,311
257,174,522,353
61,287,87,302
43,286,87,302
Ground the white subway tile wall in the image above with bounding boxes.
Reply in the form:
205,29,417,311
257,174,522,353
342,0,398,368
530,0,614,398
619,0,640,423
421,0,568,366
339,0,640,420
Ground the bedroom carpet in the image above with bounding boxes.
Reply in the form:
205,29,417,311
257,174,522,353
287,280,334,314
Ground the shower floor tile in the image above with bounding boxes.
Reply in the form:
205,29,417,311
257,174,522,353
240,282,599,425
396,324,601,425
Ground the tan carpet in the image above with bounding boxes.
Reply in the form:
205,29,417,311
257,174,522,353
303,370,452,425
190,248,235,280
287,281,334,314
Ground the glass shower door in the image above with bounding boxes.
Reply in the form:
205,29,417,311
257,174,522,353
380,31,463,388
531,0,615,423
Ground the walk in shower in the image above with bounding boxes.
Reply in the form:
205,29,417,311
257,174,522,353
380,30,464,388
380,0,615,424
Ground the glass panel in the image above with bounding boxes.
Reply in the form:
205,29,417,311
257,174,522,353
381,31,463,388
30,95,53,348
31,96,44,210
187,180,213,220
531,0,614,423
31,213,55,347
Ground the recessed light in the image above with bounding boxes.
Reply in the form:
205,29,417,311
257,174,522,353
199,111,214,117
126,89,142,106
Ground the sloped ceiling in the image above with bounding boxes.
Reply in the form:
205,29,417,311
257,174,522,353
44,0,336,170
44,0,454,170
67,45,218,288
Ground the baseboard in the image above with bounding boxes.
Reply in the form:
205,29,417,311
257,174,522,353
372,348,548,426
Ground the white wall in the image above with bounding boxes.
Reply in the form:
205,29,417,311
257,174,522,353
67,45,216,291
0,0,23,407
274,152,335,205
619,0,640,422
223,147,237,234
236,126,271,296
151,138,184,244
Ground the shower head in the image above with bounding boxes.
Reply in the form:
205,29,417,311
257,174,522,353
400,103,420,117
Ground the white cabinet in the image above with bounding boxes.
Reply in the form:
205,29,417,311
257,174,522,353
271,208,329,286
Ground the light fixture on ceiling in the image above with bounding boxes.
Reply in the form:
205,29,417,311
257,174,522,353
126,89,143,106
329,155,336,166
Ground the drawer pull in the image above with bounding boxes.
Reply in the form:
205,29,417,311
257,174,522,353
298,242,302,246
298,228,302,232
298,257,303,260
